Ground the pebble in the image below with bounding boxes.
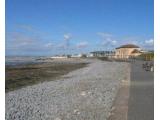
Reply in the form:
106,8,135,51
80,91,86,96
6,59,130,120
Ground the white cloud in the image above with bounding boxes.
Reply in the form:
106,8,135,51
111,40,117,45
97,32,117,48
6,32,55,53
141,38,154,50
102,39,117,46
76,42,88,48
45,43,54,48
6,32,36,48
145,38,154,45
64,33,72,41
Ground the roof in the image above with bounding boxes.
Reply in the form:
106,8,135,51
90,51,115,54
116,44,140,49
131,49,141,53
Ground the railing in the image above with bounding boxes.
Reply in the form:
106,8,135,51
142,61,154,71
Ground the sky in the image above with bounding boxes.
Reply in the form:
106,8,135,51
6,0,154,56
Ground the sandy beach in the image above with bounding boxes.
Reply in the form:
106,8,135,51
6,59,130,120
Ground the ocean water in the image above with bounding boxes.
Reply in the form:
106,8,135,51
5,56,46,66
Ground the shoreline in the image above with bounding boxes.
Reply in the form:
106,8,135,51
6,60,130,120
6,59,89,92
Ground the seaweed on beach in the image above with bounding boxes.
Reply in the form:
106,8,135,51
5,62,87,92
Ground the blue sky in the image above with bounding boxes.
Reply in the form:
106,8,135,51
6,0,154,56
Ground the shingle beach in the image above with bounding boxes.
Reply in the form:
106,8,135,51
6,59,130,120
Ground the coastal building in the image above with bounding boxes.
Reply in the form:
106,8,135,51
90,51,115,58
115,44,141,59
71,53,87,58
51,54,70,59
71,54,80,58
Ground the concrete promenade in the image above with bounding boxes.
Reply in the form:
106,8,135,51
128,61,154,120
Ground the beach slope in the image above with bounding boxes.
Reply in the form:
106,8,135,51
6,60,130,120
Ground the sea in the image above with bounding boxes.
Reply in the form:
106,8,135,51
5,56,47,66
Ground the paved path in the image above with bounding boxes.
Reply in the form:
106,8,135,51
128,61,154,120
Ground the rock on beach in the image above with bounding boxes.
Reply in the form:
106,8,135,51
6,59,130,120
